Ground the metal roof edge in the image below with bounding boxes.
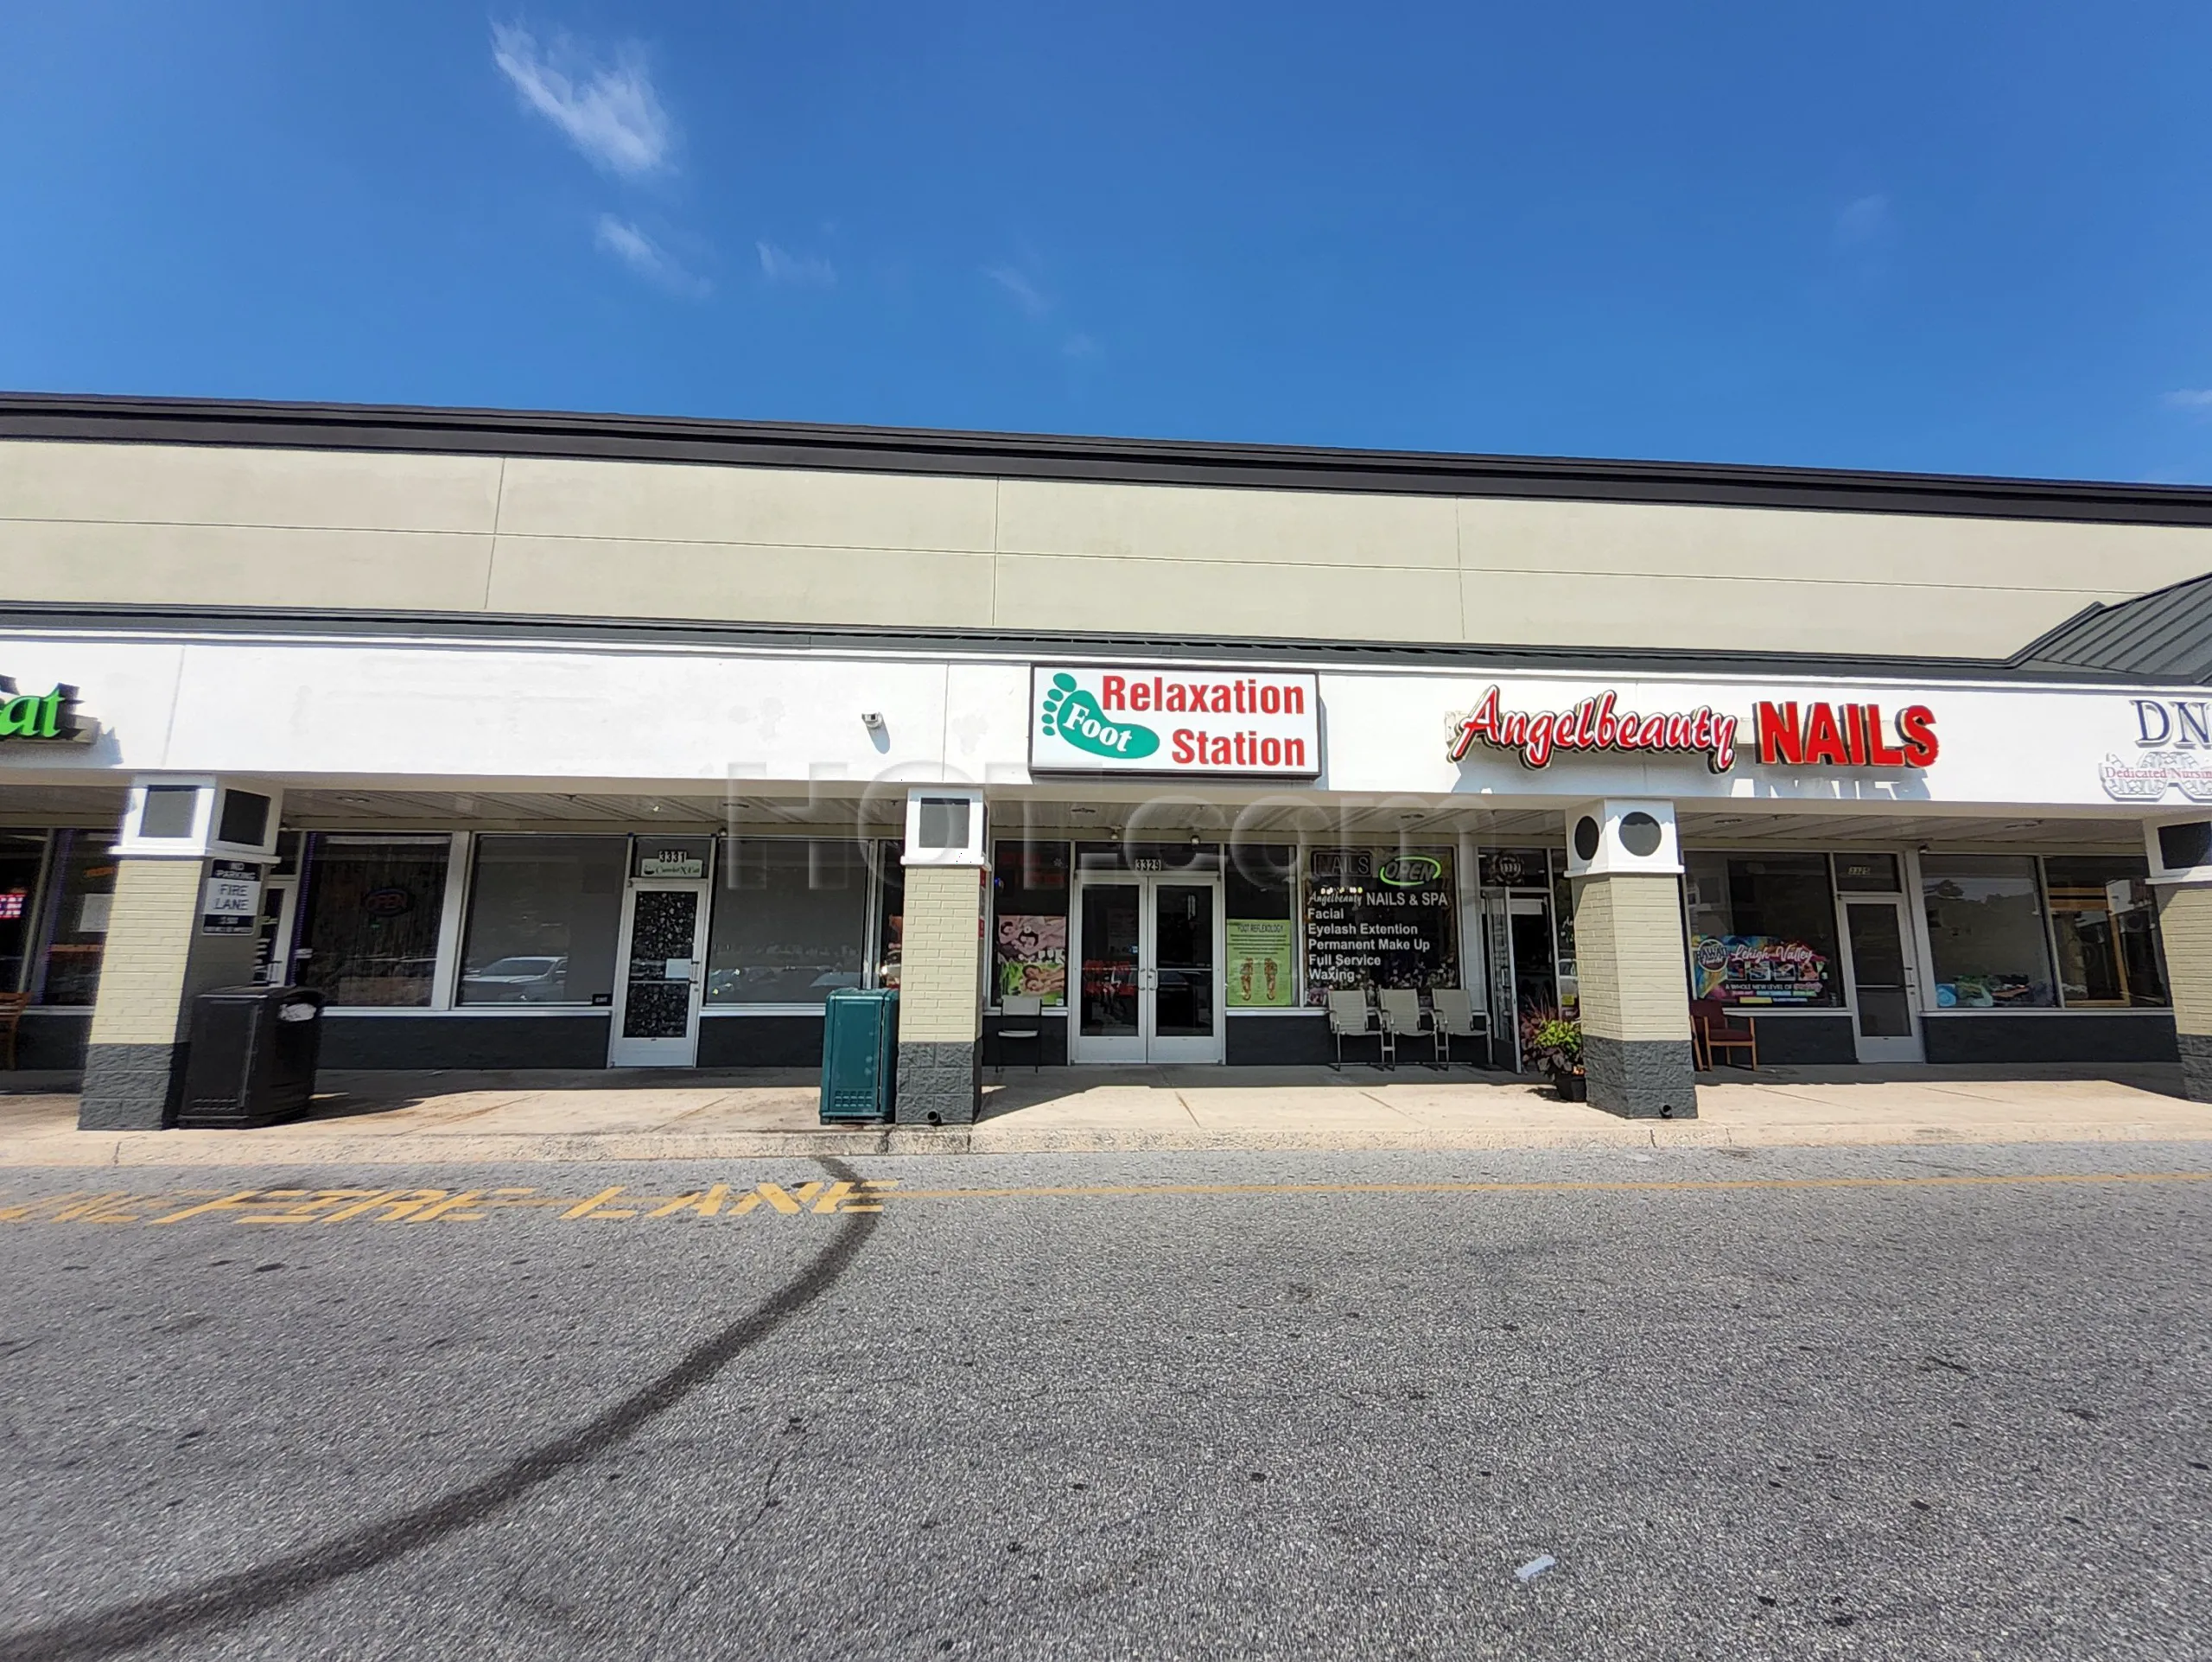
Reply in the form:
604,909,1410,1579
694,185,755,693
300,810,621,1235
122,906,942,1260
10,390,2212,525
0,599,2164,686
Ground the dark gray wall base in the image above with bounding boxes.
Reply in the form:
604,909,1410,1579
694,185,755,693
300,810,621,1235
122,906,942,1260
985,1012,1067,1069
79,1041,184,1130
1921,1013,2179,1066
14,1010,91,1072
320,1015,615,1070
2177,1031,2212,1102
698,1016,826,1068
1583,1033,1699,1119
896,1039,980,1125
1743,1014,1858,1066
1226,1011,1337,1066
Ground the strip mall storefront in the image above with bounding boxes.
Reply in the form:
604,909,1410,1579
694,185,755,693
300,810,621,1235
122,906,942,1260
3,626,2206,1126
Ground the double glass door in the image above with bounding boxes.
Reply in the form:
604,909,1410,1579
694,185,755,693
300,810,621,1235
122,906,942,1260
607,882,712,1066
1071,876,1223,1063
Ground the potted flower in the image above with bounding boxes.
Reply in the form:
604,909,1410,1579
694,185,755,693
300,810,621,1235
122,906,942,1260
1522,1009,1586,1101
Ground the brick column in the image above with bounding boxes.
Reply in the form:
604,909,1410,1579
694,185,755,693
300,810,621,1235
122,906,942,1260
1561,800,1696,1119
1573,871,1699,1118
80,856,261,1129
2153,882,2212,1101
893,863,985,1125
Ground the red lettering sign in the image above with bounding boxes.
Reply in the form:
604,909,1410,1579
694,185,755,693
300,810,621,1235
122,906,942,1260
1453,689,1942,775
1448,687,1738,774
1749,702,1939,769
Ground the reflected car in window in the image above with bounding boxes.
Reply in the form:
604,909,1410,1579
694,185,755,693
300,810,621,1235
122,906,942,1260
461,954,569,1003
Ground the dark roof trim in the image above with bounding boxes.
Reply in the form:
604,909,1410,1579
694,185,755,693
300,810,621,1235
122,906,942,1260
10,391,2212,526
0,600,2166,687
2011,570,2212,683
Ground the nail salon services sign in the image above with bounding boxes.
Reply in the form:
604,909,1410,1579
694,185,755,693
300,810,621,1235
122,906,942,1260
1028,665,1322,777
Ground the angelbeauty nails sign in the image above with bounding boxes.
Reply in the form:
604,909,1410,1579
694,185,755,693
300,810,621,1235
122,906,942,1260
1028,665,1321,776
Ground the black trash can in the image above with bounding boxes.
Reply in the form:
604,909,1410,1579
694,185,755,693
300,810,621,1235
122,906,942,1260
175,986,326,1129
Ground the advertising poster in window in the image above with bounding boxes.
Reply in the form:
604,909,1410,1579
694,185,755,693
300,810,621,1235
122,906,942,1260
1226,918,1294,1007
1302,848,1458,1003
994,914,1067,1004
1688,935,1831,1005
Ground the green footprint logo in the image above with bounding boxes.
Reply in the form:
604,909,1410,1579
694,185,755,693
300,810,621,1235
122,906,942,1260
1041,672,1160,759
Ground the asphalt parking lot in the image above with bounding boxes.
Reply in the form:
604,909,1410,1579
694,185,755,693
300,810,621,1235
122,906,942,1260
3,1140,2208,1660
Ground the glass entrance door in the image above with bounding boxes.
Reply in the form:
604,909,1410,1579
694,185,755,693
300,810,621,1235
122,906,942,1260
1480,889,1558,1071
1075,881,1144,1062
1071,876,1223,1063
1149,881,1218,1062
1844,899,1924,1063
608,883,711,1066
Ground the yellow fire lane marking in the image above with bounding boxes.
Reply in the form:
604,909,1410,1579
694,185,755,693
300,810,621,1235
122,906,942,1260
3,1170,2207,1227
888,1170,2212,1202
0,1180,898,1228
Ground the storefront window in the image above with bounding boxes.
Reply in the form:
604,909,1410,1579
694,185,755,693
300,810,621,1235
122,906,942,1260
992,840,1070,1006
2044,856,2169,1008
1920,855,2056,1009
1478,848,1549,889
706,838,871,1005
295,835,451,1008
0,832,47,994
29,831,118,1006
1833,852,1903,893
874,844,904,990
1551,863,1578,1006
1682,852,1842,1008
459,836,626,1005
1226,844,1297,1009
33,831,118,1000
1302,846,1459,1003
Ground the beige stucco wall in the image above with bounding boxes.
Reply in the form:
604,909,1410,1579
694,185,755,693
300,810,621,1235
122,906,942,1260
8,439,2211,655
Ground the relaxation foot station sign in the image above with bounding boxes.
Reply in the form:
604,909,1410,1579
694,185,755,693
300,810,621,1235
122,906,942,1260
1032,666,1323,777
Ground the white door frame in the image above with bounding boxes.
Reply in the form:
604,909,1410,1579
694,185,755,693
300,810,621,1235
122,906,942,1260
1068,872,1225,1064
607,878,713,1067
1839,893,1925,1063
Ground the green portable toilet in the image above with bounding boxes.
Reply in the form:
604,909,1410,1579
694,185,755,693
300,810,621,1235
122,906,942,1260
820,988,899,1122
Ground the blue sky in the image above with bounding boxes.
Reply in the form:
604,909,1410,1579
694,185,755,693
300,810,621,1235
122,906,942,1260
6,2,2212,481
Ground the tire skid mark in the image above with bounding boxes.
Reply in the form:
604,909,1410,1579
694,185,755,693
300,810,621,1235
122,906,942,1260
0,1156,881,1662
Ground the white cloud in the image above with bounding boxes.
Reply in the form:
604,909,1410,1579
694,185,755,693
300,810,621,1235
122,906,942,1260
595,216,708,296
493,23,671,177
2164,389,2212,411
983,264,1051,317
758,242,836,286
1834,193,1891,248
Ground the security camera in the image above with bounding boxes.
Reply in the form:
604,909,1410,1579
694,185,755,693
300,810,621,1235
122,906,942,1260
861,711,886,732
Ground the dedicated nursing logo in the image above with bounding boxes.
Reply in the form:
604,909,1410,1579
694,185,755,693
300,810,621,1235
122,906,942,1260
1040,672,1160,760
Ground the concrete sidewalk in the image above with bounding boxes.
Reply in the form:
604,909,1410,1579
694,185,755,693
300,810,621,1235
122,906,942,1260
3,1060,2208,1167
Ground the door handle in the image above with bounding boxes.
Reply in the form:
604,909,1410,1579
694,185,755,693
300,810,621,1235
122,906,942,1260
1138,968,1157,990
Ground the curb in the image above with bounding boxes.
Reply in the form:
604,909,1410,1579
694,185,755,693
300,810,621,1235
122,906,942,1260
5,1119,2210,1168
